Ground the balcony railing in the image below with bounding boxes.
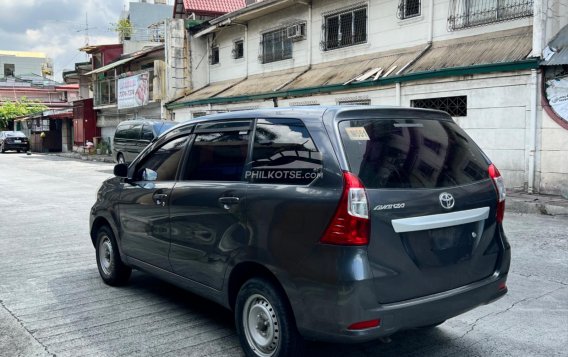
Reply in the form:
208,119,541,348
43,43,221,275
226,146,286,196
94,70,155,108
448,0,534,31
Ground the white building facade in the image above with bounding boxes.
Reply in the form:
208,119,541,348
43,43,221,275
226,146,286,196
167,0,568,195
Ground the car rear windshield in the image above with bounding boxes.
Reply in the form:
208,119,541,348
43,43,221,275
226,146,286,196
5,131,26,137
339,118,490,189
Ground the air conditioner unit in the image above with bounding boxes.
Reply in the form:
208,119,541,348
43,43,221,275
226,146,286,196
287,24,305,40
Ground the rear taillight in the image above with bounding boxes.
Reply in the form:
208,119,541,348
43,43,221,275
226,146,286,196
348,319,380,330
489,164,506,223
321,171,370,245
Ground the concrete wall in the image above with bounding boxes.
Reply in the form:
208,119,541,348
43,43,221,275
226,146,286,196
538,110,568,196
0,55,46,77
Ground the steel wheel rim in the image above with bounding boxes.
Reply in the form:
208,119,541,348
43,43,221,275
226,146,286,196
243,294,280,357
98,235,113,276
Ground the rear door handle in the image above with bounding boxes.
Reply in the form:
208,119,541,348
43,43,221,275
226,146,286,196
218,196,239,209
153,193,168,206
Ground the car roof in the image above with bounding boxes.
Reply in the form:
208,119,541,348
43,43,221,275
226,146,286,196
117,119,172,126
174,105,452,129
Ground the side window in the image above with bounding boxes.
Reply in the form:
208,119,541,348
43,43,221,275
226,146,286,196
115,125,129,139
249,118,322,185
183,130,250,182
127,124,142,140
141,124,154,141
136,135,189,181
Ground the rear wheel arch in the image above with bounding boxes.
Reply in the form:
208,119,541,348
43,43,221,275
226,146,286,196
227,262,294,315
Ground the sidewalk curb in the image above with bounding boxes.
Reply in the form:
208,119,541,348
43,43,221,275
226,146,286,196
506,194,568,216
44,152,115,164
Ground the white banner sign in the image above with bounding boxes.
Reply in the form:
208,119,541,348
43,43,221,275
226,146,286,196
546,75,568,123
117,72,150,109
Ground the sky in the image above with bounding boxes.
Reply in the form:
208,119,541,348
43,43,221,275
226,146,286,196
0,0,164,82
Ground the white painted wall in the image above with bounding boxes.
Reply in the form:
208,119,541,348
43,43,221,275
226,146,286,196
196,0,539,83
0,55,46,77
538,111,568,196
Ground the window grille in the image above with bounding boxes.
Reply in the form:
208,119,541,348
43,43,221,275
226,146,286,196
411,96,467,117
397,0,421,19
337,99,371,105
233,40,244,59
322,6,367,51
210,46,219,65
448,0,534,31
192,112,207,118
260,28,292,64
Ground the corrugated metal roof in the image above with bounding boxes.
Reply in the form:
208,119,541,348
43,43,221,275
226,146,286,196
173,78,244,103
544,47,568,66
408,26,533,73
183,0,245,15
283,46,423,91
541,24,568,66
222,68,309,97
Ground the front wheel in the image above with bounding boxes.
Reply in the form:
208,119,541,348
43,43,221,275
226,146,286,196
95,225,131,286
235,278,304,357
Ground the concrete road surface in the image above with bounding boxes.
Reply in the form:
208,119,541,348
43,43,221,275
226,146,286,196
0,153,566,356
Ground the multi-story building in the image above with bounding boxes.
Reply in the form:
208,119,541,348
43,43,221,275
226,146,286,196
167,0,568,195
0,50,53,79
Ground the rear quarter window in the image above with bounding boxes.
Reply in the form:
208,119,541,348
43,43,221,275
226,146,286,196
249,118,322,185
339,118,490,189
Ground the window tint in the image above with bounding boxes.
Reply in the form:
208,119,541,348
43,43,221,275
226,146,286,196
127,124,142,140
339,119,489,189
183,131,249,182
115,124,131,139
249,119,322,185
141,124,154,141
136,136,189,181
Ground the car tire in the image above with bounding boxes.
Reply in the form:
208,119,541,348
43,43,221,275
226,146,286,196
95,225,131,286
17,149,20,153
235,277,304,357
1,144,5,153
117,153,125,164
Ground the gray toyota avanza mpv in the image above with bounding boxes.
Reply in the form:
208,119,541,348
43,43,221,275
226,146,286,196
90,106,510,356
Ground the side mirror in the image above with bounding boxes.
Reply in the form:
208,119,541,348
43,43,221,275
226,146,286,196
142,168,158,181
114,163,128,178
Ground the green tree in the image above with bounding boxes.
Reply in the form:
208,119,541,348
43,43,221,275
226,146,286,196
0,98,48,129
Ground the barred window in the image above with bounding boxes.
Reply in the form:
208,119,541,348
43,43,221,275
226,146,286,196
261,28,292,64
210,46,219,65
397,0,421,19
411,96,467,117
323,6,367,51
337,99,371,106
233,40,244,59
448,0,534,31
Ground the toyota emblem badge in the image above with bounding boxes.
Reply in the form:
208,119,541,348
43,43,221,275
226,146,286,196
439,192,455,210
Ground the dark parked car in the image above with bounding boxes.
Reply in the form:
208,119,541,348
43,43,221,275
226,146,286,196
0,131,30,153
90,107,510,356
112,119,176,163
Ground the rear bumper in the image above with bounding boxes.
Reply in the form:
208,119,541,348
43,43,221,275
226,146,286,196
3,143,29,151
296,272,508,343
